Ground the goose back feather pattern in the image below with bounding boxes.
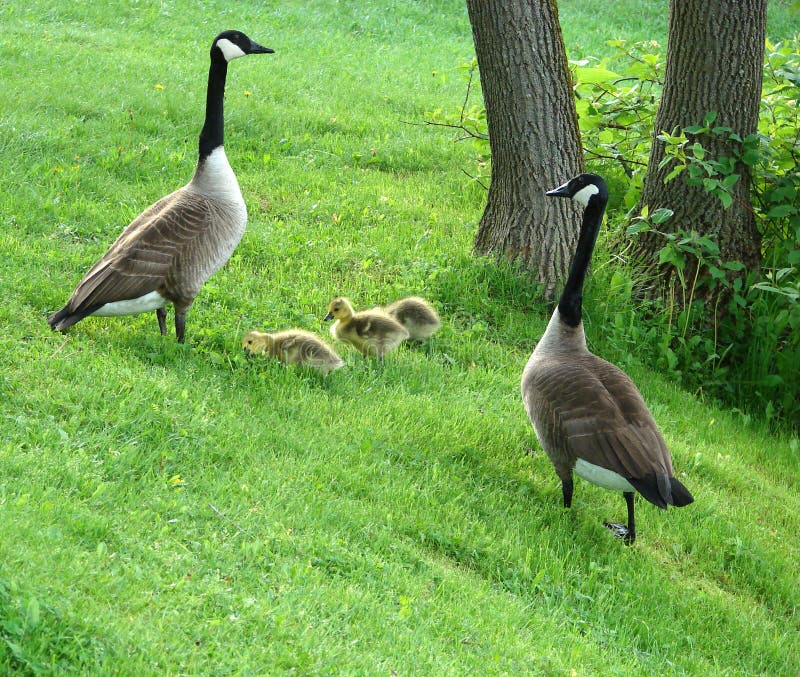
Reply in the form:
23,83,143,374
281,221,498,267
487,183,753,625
523,349,679,508
53,183,246,327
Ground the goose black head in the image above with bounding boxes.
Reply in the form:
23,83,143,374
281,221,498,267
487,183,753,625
546,173,608,208
212,30,274,62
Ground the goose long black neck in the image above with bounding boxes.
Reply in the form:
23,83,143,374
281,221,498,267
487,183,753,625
198,56,228,161
557,194,608,327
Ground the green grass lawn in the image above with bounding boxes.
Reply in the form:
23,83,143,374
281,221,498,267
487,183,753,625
2,0,799,674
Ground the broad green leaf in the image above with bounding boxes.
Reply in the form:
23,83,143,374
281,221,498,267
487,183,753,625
664,165,685,182
741,148,760,166
691,142,706,159
684,125,707,135
574,66,620,84
722,174,740,189
767,204,797,218
626,220,651,236
650,207,674,224
723,261,746,271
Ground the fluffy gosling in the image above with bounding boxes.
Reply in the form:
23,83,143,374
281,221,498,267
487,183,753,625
242,329,344,375
324,297,408,358
384,296,441,341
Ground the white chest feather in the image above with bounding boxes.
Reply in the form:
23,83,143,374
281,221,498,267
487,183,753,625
189,147,246,207
574,458,635,493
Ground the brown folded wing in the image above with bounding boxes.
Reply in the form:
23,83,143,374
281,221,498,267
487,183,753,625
65,188,215,312
526,353,673,487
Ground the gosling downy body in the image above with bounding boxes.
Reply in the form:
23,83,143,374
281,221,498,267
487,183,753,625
521,173,694,543
47,31,274,343
324,297,408,358
384,296,441,341
242,329,344,375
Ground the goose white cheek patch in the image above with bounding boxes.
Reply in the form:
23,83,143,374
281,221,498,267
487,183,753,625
572,184,600,207
216,38,246,61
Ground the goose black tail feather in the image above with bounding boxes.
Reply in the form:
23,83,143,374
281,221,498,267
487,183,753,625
629,475,694,510
47,305,101,332
629,476,669,510
669,477,694,507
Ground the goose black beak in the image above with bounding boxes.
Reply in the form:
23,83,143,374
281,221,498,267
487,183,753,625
546,181,572,198
248,40,275,55
323,312,334,321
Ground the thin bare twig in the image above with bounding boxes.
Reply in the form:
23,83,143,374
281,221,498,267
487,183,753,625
404,118,488,140
209,503,250,536
461,168,489,190
459,62,478,126
49,335,70,358
584,149,647,166
408,59,489,143
584,149,645,178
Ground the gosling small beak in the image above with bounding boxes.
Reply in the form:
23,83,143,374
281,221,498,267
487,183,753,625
324,312,334,321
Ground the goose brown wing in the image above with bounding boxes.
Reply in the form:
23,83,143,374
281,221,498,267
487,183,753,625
66,189,213,310
529,355,672,482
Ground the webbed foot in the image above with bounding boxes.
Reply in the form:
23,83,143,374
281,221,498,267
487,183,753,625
603,521,635,544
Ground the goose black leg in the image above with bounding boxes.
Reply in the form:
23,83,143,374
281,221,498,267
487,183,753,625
156,308,167,336
604,491,636,544
175,313,186,343
561,478,574,508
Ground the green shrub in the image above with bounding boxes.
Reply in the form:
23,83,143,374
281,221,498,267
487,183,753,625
433,36,800,427
629,38,800,427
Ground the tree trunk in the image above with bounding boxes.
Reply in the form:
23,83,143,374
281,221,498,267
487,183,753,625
636,0,765,296
466,0,583,298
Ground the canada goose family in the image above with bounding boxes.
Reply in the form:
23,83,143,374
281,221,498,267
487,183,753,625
384,296,441,341
242,329,344,375
521,173,693,543
324,297,409,358
47,31,274,343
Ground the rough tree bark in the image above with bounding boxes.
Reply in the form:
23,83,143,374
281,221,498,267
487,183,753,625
466,0,583,298
636,0,765,295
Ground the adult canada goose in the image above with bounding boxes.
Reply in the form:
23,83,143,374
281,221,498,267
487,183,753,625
384,296,441,341
47,31,274,343
324,297,409,358
242,329,345,375
521,173,693,543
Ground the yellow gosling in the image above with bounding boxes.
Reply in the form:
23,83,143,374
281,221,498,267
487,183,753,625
384,296,441,341
242,329,344,375
324,297,408,358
